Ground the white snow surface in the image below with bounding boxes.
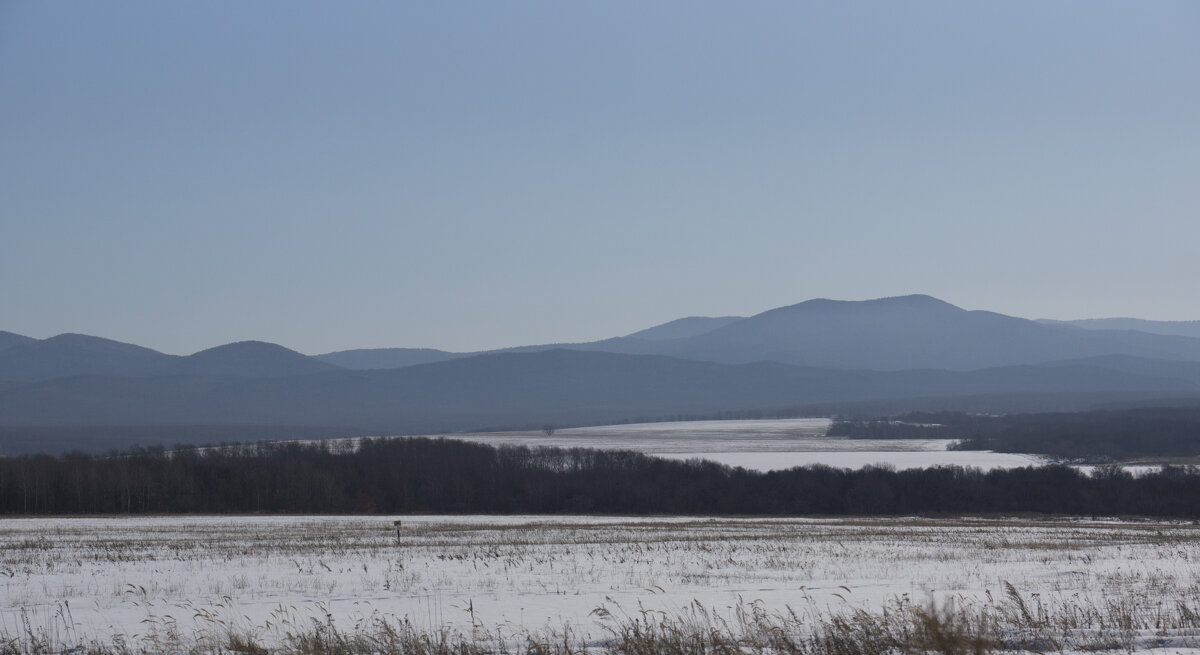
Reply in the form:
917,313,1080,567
4,515,1200,650
656,449,1045,471
444,418,1047,471
454,418,890,453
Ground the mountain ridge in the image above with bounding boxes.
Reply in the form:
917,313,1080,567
162,341,343,377
315,347,463,370
0,331,36,354
6,294,1200,453
623,316,744,341
0,333,174,382
608,296,1200,370
316,295,1200,372
0,349,1194,432
0,334,343,382
11,296,1200,379
1039,318,1200,340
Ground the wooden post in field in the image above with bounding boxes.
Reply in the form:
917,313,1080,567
393,519,402,540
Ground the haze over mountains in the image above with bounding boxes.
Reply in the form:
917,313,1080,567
1038,318,1200,341
316,295,1200,371
4,295,1200,454
0,335,337,383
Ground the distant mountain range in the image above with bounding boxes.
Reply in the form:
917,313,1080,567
1038,318,1200,340
4,295,1200,453
0,335,336,382
318,295,1200,371
3,348,1196,430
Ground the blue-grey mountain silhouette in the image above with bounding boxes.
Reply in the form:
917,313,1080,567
0,349,1194,433
623,316,744,341
324,296,1200,372
160,341,343,377
0,333,173,382
5,295,1200,453
0,335,344,382
315,348,462,370
618,295,1200,370
0,331,35,354
1039,318,1200,340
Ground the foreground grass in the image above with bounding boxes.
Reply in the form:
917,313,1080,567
8,585,1200,655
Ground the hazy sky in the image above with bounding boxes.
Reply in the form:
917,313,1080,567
3,2,1198,355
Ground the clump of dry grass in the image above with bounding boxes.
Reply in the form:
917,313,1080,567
10,585,1200,654
589,596,1005,655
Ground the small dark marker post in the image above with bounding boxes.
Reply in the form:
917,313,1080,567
393,519,402,540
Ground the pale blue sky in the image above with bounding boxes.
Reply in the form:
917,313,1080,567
2,2,1198,355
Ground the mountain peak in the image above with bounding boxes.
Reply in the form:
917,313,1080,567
665,293,1200,371
771,294,963,316
190,340,297,356
876,293,960,308
44,332,160,347
169,340,342,377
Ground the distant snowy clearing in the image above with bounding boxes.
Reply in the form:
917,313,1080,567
447,418,1049,471
658,449,1045,471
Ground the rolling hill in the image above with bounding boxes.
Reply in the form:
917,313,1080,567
0,333,174,382
0,335,343,382
161,341,343,377
0,331,36,353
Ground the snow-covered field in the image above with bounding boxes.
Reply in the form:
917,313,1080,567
4,515,1200,651
450,418,1047,471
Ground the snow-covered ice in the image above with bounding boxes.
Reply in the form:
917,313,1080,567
657,449,1045,471
446,418,1048,471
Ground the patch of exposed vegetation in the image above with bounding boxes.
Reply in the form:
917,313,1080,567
7,588,1200,654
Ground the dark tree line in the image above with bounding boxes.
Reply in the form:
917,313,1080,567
0,424,382,456
3,438,1200,517
831,407,1200,461
828,415,966,439
952,407,1200,460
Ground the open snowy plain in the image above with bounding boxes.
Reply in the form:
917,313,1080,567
4,515,1200,652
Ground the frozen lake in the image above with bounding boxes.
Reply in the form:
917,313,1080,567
657,449,1045,471
448,418,1047,471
